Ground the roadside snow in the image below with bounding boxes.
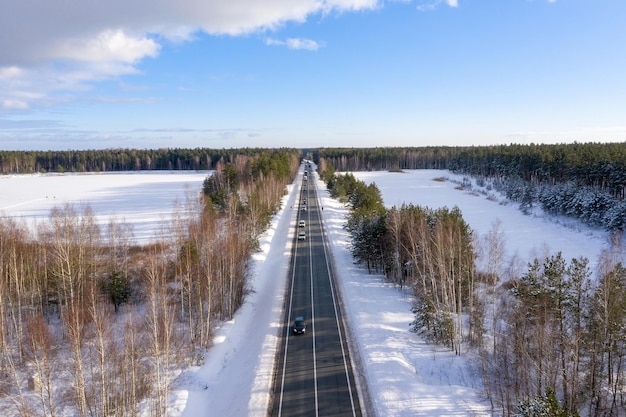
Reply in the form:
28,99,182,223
174,175,301,417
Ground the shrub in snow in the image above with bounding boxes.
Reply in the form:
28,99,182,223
514,388,579,417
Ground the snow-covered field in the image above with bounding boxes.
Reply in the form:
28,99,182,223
352,170,608,269
0,171,212,244
0,169,612,416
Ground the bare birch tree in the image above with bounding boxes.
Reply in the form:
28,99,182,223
64,299,89,417
143,244,175,417
25,315,57,417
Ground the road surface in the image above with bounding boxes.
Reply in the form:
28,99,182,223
270,169,363,417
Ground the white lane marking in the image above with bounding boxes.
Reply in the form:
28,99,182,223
277,181,305,417
307,187,320,417
316,176,359,417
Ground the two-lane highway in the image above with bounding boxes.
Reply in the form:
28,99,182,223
270,169,363,417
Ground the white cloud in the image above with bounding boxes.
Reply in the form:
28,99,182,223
2,99,29,110
320,0,380,13
52,30,160,63
0,66,23,80
0,1,376,65
0,0,380,110
266,37,324,50
288,38,324,50
416,0,459,11
0,60,143,110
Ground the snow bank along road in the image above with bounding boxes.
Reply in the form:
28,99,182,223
270,172,363,417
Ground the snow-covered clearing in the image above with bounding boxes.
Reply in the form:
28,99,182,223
352,170,607,269
0,169,611,416
0,171,212,244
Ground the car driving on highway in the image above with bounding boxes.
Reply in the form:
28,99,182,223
298,231,306,240
292,316,306,334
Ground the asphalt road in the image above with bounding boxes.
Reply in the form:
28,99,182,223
270,171,363,417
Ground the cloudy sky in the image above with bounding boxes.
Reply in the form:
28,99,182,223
1,0,625,150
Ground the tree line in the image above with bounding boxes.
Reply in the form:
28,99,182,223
320,167,626,416
5,143,626,231
0,147,299,174
0,149,300,416
316,143,626,199
4,143,626,196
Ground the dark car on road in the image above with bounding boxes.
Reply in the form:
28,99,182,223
292,316,306,334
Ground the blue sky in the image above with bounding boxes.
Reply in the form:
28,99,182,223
1,0,625,150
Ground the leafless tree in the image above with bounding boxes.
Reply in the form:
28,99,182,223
63,299,89,417
143,244,175,417
25,315,57,417
42,204,101,310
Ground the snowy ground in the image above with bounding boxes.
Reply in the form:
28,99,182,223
351,170,607,269
0,171,212,244
0,169,611,416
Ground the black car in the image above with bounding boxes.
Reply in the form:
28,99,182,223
292,316,306,334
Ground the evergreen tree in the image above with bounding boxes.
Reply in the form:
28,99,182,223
102,271,132,312
515,388,579,417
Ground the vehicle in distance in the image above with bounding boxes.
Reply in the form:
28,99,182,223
299,220,305,227
292,316,306,334
298,231,306,240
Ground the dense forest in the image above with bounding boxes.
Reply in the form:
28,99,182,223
315,142,626,196
0,149,300,417
315,143,626,192
320,167,626,416
0,147,300,174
